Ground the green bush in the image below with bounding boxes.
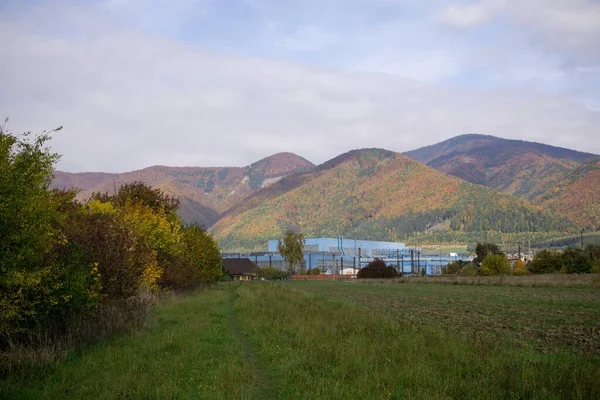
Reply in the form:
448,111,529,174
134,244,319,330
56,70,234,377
528,247,598,274
561,248,593,274
0,127,98,345
480,254,511,275
0,124,223,360
357,258,398,279
178,224,223,287
258,266,290,280
528,250,562,274
585,245,600,273
442,260,468,275
457,262,478,276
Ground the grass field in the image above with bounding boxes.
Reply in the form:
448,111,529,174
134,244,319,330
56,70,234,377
292,280,600,356
2,281,599,399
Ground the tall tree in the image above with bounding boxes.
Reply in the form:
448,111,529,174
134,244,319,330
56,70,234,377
277,230,305,274
474,242,503,265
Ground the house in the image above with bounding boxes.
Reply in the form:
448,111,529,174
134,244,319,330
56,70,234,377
223,258,261,281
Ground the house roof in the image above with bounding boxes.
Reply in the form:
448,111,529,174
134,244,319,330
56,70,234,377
223,258,260,275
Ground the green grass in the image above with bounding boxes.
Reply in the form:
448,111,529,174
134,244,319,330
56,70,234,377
2,282,599,399
289,280,600,356
237,282,599,399
0,285,262,399
417,245,468,255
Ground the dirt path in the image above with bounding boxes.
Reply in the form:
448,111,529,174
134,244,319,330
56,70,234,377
226,284,277,399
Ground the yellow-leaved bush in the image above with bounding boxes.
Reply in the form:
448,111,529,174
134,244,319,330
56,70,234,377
513,260,528,276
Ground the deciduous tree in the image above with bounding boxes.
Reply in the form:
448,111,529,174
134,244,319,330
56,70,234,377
277,230,305,274
480,254,511,275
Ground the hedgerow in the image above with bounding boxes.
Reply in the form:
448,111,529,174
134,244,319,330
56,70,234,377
0,124,222,369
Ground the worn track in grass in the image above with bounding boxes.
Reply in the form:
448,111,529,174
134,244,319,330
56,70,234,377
227,284,277,399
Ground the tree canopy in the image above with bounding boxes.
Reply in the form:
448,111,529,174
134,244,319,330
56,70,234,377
277,230,304,274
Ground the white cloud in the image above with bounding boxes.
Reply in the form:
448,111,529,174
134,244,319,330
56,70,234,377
438,0,506,28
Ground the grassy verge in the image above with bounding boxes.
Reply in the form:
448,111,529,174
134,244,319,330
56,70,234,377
1,284,260,400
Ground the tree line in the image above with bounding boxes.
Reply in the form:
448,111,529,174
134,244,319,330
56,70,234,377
442,242,600,276
0,125,222,366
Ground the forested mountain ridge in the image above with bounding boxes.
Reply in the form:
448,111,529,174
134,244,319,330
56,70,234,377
534,158,600,230
404,134,598,201
210,148,575,251
52,152,315,227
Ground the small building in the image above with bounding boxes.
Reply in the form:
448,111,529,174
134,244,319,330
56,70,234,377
223,258,260,281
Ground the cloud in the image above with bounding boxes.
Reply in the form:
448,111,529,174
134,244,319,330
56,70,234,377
273,25,338,52
438,0,506,28
0,0,599,173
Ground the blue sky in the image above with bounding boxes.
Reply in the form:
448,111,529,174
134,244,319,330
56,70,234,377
1,0,599,171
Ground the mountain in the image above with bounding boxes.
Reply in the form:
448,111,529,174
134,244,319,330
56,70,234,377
210,148,574,251
404,134,598,201
534,158,600,230
51,152,315,227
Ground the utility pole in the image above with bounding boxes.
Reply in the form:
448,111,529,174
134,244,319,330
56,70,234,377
396,249,400,272
332,254,335,275
581,229,585,249
401,251,404,275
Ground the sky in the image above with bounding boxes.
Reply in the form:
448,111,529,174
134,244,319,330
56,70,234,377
1,0,599,172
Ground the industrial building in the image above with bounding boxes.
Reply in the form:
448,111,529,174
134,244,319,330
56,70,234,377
228,237,412,275
223,236,472,276
267,237,405,257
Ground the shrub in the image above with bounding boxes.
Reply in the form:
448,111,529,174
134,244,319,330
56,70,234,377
175,224,222,288
442,260,468,275
528,250,562,274
311,268,321,275
258,266,289,280
0,127,98,346
561,248,593,274
513,260,528,276
1,125,224,360
585,245,600,273
357,258,398,279
457,262,478,276
480,254,511,275
71,210,153,300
